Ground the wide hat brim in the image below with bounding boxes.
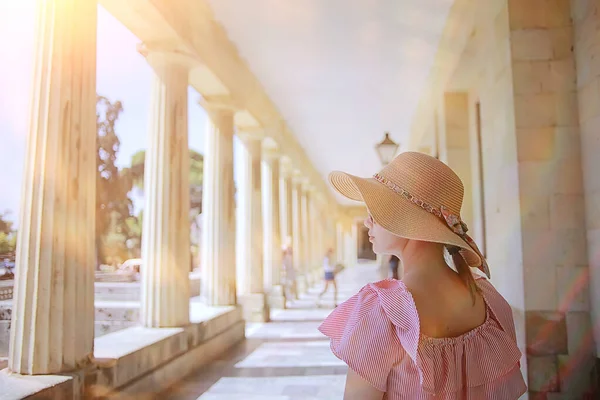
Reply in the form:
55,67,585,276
329,171,482,268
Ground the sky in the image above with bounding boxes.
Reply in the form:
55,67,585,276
0,3,241,226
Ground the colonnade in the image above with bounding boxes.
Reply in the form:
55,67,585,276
7,0,355,375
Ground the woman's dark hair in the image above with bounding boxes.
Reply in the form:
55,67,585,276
447,245,481,305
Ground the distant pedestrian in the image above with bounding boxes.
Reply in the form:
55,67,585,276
318,248,338,307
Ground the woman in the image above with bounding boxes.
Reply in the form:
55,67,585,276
318,248,338,307
318,152,526,399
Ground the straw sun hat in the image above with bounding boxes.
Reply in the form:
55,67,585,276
329,151,490,278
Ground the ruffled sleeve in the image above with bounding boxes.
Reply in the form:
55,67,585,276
318,283,403,392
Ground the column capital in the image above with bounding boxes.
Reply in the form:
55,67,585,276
137,42,198,69
292,170,306,186
262,147,281,163
199,95,238,116
237,126,265,143
279,157,294,178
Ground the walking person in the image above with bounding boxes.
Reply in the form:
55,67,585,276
319,152,526,399
318,248,338,307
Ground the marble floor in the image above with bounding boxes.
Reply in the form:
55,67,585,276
163,262,384,400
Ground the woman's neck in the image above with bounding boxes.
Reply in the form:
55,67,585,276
394,240,449,281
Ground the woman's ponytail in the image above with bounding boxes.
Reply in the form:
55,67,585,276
447,245,480,305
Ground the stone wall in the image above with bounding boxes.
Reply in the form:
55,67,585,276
508,0,597,396
572,0,600,364
423,0,599,396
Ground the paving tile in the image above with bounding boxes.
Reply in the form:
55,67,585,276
162,263,380,400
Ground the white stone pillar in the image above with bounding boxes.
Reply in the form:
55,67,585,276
262,149,285,308
336,221,345,265
9,0,97,375
280,161,294,246
139,45,192,327
309,194,321,284
300,184,311,289
201,99,237,306
236,130,269,322
292,176,307,293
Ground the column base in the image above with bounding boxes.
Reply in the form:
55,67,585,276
239,293,270,322
296,275,308,294
312,269,321,286
268,285,286,309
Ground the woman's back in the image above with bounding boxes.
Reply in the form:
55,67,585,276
319,274,527,399
403,268,487,339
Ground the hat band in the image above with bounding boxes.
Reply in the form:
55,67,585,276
373,173,490,278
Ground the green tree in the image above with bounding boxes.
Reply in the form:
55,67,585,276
124,150,203,263
0,211,16,255
0,210,14,235
124,149,204,213
96,96,134,264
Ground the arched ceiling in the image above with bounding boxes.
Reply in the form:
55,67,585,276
206,0,453,204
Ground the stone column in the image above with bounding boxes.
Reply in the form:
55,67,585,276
280,160,294,246
9,0,97,375
236,130,269,322
441,92,474,228
292,176,306,293
300,184,312,289
262,149,285,308
201,98,237,306
311,195,323,284
336,221,345,266
139,44,192,327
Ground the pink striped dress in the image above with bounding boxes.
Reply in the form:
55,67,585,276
318,275,527,399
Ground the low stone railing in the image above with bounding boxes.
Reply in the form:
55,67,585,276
0,281,13,301
0,302,245,399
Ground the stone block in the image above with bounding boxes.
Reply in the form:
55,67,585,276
584,191,600,229
512,61,547,94
571,0,594,23
553,159,584,194
239,293,270,322
519,162,555,197
550,194,586,229
94,327,189,390
268,285,286,309
516,127,555,161
553,229,588,266
508,0,547,29
511,29,554,61
565,311,595,355
528,355,560,392
526,311,568,355
557,352,597,395
557,267,591,311
514,93,556,128
550,27,574,59
580,116,600,192
574,6,600,49
522,229,556,268
520,194,551,229
554,127,581,161
577,79,600,122
545,60,576,92
524,263,558,310
554,91,579,126
544,0,572,28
